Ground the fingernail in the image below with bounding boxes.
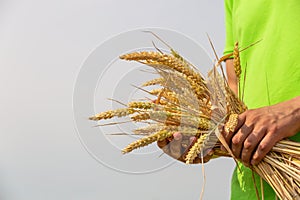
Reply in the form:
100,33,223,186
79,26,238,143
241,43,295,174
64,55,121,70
173,132,182,140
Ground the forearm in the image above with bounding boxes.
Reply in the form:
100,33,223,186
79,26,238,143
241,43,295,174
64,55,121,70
292,96,300,125
225,59,238,95
276,95,300,136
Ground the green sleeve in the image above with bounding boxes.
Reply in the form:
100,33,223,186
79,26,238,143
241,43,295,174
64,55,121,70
223,0,234,56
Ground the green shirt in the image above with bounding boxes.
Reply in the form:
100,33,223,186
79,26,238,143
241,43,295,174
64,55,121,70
224,0,300,199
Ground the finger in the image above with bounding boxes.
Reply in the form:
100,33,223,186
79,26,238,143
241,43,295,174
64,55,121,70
222,127,235,146
204,148,214,156
161,144,171,155
202,148,215,163
251,131,281,165
234,112,247,132
193,157,201,164
169,132,183,159
220,144,226,152
157,139,168,149
240,128,266,166
231,124,253,159
181,137,190,149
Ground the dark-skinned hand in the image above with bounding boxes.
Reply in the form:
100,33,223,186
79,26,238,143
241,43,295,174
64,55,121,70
222,96,300,167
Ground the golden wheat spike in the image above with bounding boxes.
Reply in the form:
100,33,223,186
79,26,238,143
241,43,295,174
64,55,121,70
150,65,210,103
132,110,176,123
89,108,135,121
133,124,164,134
225,86,247,114
133,124,203,137
175,126,204,137
155,66,209,100
149,88,181,105
165,72,209,103
180,116,213,130
130,109,212,131
122,130,173,154
224,113,238,134
233,42,241,80
142,77,164,87
128,101,154,110
131,113,151,121
149,88,165,95
120,51,205,84
185,134,208,164
158,71,211,113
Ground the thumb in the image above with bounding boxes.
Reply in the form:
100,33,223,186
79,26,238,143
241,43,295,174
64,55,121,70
169,132,183,159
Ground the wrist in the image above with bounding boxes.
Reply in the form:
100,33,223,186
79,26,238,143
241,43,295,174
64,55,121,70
287,96,300,133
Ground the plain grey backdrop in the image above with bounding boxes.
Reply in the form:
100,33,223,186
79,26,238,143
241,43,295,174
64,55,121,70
0,0,235,199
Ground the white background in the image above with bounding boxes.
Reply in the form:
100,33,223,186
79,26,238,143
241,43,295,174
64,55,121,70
0,0,235,199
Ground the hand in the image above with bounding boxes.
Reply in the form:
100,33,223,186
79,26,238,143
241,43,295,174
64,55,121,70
157,132,215,164
223,96,300,167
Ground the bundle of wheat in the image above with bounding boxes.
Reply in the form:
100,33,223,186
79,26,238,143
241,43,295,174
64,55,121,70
89,41,300,200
